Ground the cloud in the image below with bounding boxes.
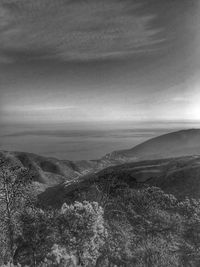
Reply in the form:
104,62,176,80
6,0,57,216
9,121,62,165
4,104,77,112
0,0,163,62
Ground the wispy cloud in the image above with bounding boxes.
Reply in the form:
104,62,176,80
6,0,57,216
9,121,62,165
6,104,77,112
0,0,163,63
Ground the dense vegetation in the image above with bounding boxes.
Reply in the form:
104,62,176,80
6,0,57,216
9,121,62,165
1,159,200,266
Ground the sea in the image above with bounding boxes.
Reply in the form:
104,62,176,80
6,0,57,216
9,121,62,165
1,120,200,161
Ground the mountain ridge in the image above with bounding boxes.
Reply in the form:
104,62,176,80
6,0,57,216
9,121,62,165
104,128,200,161
1,128,200,192
38,154,200,207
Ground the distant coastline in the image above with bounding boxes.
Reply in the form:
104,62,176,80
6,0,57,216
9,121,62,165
1,120,200,161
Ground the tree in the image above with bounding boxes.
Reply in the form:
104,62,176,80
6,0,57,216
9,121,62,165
46,244,79,267
18,208,54,266
55,201,107,266
0,159,33,264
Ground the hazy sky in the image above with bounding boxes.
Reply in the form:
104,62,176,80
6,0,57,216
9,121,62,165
0,0,200,123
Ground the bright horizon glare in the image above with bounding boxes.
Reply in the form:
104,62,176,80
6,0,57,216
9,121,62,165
2,81,200,123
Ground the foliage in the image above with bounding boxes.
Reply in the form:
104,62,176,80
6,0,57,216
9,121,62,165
16,207,54,266
54,201,107,266
2,162,200,267
90,184,200,266
45,244,79,266
0,159,34,264
13,201,106,266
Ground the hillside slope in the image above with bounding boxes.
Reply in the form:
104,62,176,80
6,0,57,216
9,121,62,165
0,150,118,189
1,129,200,193
104,129,200,161
38,155,200,207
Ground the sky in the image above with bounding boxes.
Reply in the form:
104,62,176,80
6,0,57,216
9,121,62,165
0,0,200,124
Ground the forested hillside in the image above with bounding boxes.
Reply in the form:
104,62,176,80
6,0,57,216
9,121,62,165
1,156,200,266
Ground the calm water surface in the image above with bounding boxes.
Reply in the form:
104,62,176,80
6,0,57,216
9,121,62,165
1,121,200,160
